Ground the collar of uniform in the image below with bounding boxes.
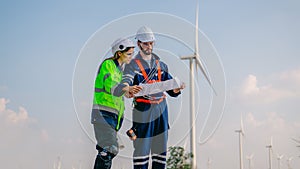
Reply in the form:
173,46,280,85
113,59,123,71
113,59,119,67
135,52,160,61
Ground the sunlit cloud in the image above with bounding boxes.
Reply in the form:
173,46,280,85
245,112,264,127
238,68,300,104
246,112,287,131
0,98,36,125
0,98,9,112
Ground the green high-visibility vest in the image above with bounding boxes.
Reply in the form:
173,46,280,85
93,59,124,130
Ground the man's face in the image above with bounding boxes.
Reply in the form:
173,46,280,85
139,41,154,55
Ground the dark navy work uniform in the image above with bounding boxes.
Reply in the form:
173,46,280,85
122,53,181,169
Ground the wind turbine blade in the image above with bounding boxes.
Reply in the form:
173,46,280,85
291,137,300,144
183,136,189,150
195,2,199,76
56,156,62,169
195,57,217,95
270,136,273,147
195,0,199,61
240,116,245,136
193,2,217,95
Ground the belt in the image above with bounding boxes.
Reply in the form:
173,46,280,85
135,94,166,104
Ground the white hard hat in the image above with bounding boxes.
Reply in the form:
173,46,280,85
111,37,135,54
135,26,156,42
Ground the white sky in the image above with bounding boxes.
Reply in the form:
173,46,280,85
0,0,299,169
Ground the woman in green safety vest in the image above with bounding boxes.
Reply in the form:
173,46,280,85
91,37,142,169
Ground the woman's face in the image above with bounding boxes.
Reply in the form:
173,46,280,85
120,47,134,64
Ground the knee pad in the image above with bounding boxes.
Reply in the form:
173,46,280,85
94,154,112,169
94,146,117,169
96,145,119,159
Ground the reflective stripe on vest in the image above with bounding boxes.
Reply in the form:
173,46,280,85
135,59,161,83
134,59,165,104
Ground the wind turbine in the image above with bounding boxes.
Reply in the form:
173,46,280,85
180,1,217,168
235,116,245,169
291,137,300,158
276,154,284,169
53,156,62,169
246,153,254,169
286,156,293,169
207,158,212,169
291,137,300,144
266,137,273,169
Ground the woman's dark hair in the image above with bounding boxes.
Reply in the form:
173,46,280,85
108,46,134,61
97,47,134,74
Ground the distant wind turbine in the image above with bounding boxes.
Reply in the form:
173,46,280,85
246,153,254,169
266,137,273,169
291,137,300,158
286,156,293,169
180,0,217,168
276,154,284,169
291,137,300,144
235,116,245,169
207,157,212,169
53,156,62,169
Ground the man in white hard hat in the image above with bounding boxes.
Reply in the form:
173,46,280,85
120,26,185,169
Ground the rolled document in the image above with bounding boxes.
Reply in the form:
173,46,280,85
135,77,182,97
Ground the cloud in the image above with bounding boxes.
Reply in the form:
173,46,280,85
245,112,287,131
245,112,263,127
0,98,9,112
279,68,300,85
241,74,260,95
0,97,55,168
0,98,36,125
0,97,49,142
238,68,300,103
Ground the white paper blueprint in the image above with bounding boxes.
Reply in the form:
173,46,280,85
135,77,182,97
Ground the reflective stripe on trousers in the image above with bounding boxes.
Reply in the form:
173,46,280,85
133,132,168,169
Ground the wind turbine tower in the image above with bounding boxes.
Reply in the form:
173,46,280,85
286,157,293,169
180,0,216,168
276,154,284,169
246,154,254,169
235,117,245,169
53,156,62,169
207,158,212,169
291,137,300,158
266,137,273,169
